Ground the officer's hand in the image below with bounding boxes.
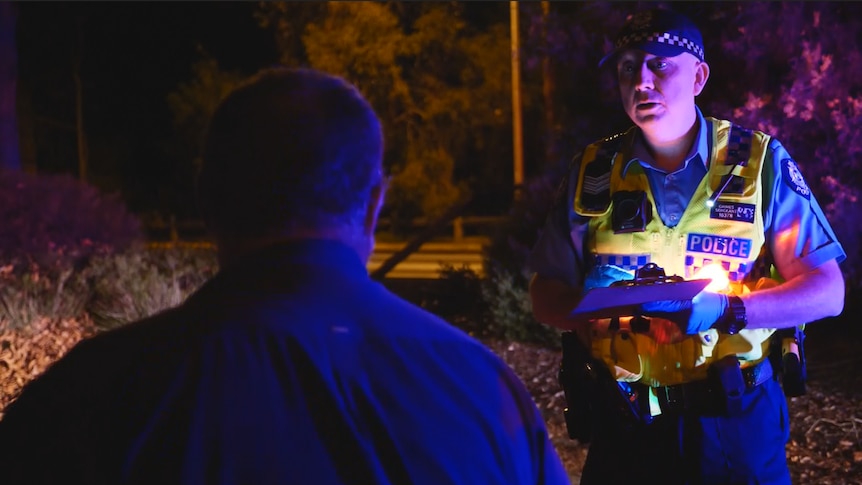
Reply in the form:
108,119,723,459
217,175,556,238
583,264,635,292
640,292,729,335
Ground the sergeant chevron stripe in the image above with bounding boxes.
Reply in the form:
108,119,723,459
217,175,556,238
583,171,610,194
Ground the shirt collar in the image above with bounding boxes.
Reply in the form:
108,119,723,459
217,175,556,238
622,106,710,177
187,238,370,305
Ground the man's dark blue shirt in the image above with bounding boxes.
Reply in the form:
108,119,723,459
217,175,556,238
0,239,568,485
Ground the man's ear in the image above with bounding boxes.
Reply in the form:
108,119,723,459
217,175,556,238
364,180,386,236
694,61,710,96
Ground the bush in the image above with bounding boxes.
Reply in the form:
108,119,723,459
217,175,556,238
0,262,92,330
0,168,145,329
479,264,560,348
0,169,143,269
419,262,560,347
472,167,568,348
86,244,218,330
0,243,219,331
430,265,488,336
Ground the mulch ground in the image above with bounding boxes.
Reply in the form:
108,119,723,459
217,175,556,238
485,315,862,484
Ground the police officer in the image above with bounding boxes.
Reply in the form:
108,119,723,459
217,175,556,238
527,8,846,485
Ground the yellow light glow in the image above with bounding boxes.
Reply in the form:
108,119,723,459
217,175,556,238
692,263,730,293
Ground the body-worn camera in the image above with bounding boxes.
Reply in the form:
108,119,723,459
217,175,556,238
612,190,652,233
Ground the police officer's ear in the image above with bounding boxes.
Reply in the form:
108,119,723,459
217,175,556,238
694,61,710,96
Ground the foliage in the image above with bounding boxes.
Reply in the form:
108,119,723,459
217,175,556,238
167,52,247,165
480,264,560,347
386,147,464,234
520,1,632,167
699,2,862,290
0,243,217,331
401,263,557,346
86,244,218,330
0,261,91,329
418,265,488,337
0,168,143,328
253,1,327,68
257,1,514,220
0,168,142,271
164,52,248,221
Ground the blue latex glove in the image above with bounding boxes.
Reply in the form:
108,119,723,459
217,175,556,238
640,292,729,335
583,264,635,292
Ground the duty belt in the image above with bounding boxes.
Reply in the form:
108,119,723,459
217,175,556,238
654,358,774,416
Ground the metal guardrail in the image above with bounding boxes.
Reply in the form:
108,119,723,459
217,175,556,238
146,210,499,280
145,215,504,244
147,239,486,280
369,239,486,279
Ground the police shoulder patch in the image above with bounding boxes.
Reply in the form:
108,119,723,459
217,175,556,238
781,158,810,200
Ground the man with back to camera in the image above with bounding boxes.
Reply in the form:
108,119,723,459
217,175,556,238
0,67,570,485
527,7,845,485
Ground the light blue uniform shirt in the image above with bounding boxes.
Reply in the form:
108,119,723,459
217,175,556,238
528,108,846,288
628,107,711,229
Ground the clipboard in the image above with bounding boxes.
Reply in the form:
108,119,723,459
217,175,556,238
570,278,711,320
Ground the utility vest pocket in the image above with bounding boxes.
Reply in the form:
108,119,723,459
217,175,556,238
580,318,774,387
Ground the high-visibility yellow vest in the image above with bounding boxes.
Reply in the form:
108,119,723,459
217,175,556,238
573,118,777,387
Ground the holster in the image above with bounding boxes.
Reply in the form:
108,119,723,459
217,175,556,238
558,331,652,442
707,354,747,416
769,326,807,397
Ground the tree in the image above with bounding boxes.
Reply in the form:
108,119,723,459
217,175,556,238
165,50,247,221
699,1,862,289
167,51,246,169
257,1,517,229
0,1,20,171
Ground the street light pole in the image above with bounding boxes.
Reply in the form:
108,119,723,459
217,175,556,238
510,1,523,195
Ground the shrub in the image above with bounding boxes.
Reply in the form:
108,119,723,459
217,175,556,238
473,167,568,348
0,262,92,330
0,169,143,269
0,168,144,330
430,265,488,336
480,264,560,348
85,244,218,330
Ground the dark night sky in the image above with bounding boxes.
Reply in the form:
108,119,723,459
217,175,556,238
18,1,276,125
15,1,278,215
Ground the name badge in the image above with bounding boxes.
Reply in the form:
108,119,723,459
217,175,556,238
709,202,756,223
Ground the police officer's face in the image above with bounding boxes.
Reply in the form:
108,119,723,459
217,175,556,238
616,50,709,141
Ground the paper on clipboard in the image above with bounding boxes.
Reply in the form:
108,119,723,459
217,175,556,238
570,279,711,320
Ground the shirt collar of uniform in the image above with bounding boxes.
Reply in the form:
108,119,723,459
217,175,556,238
622,106,709,177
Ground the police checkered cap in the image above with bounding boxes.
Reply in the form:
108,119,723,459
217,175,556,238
599,9,705,68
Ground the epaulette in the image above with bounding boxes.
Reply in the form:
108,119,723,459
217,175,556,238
726,123,754,167
577,132,626,214
718,123,755,195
